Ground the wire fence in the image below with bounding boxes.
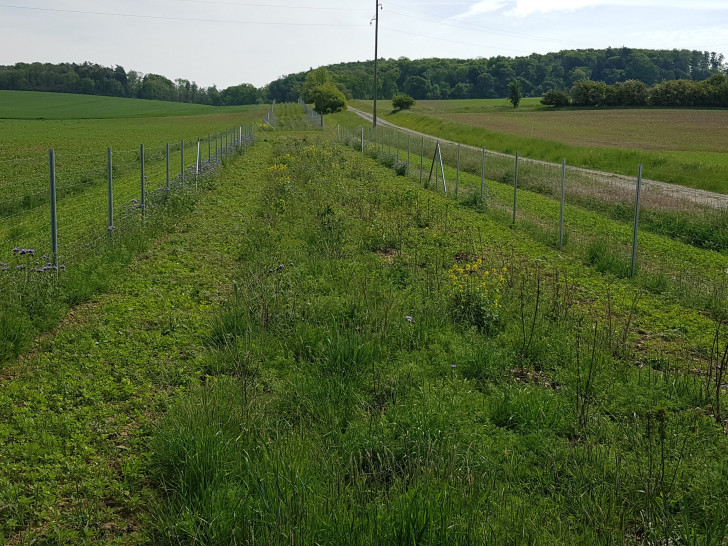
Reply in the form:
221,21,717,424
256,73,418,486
0,125,256,273
335,121,728,316
299,99,323,128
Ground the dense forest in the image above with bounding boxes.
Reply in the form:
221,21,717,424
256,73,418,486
0,62,262,105
2,48,726,106
267,48,726,102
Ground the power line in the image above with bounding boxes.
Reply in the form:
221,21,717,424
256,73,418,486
0,4,369,27
178,0,371,11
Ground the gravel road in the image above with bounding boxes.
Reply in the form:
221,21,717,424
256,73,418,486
347,106,728,210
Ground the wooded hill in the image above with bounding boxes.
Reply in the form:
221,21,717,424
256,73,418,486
0,62,262,105
1,48,725,105
267,48,726,102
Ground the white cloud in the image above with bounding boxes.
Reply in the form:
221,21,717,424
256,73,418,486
506,0,600,17
452,0,511,19
505,0,728,17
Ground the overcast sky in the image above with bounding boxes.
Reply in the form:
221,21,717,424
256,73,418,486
1,1,727,89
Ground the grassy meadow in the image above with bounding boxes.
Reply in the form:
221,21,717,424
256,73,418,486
349,99,728,194
0,97,727,544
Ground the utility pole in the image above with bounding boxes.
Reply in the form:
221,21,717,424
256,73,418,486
373,1,381,129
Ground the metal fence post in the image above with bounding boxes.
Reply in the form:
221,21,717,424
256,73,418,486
631,164,643,278
361,127,365,153
140,144,146,219
396,131,400,163
196,139,201,175
180,140,185,184
480,146,485,200
513,151,519,224
407,134,410,175
456,144,460,198
49,150,58,267
208,134,211,161
107,147,113,233
166,143,170,190
420,136,424,185
559,158,566,248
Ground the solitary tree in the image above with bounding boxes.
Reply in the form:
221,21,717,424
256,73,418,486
312,82,347,115
508,79,522,109
302,67,332,103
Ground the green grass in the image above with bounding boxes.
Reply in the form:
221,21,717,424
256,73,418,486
332,113,728,259
399,97,547,114
3,104,728,544
0,90,262,120
0,141,262,543
150,135,728,545
0,94,266,258
332,124,728,319
348,99,728,194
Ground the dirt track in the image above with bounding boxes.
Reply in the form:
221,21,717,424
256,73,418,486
347,106,728,210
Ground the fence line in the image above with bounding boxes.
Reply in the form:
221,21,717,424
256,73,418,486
1,123,256,272
334,121,728,307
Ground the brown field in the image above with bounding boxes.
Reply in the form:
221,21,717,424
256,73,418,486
433,109,728,153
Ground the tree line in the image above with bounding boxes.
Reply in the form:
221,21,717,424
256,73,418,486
0,62,263,105
2,48,726,107
267,48,726,103
543,74,728,107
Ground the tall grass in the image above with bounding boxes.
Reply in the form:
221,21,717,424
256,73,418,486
150,136,728,544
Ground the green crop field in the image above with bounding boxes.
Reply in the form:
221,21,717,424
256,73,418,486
1,100,727,544
349,99,728,194
0,90,261,119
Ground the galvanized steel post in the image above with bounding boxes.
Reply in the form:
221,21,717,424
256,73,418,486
49,149,58,267
140,144,146,218
559,159,566,249
420,136,424,185
166,143,170,190
180,140,185,184
407,134,410,176
480,146,485,200
513,151,519,224
456,144,460,198
107,147,113,233
631,164,643,278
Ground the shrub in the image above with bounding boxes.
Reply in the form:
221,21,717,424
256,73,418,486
392,94,415,111
541,89,570,107
570,79,610,106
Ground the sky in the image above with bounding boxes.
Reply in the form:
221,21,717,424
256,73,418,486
0,0,727,89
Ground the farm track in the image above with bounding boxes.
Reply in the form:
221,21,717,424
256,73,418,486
347,106,728,209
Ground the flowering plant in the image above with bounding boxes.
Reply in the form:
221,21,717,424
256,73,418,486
447,259,506,334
